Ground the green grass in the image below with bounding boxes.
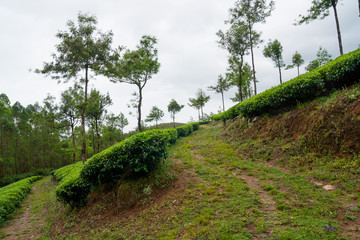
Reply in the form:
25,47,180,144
2,124,359,239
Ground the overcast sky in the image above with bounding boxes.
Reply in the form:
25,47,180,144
1,0,359,131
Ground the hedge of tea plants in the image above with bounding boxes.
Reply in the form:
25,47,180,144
212,49,360,121
52,161,90,207
53,124,200,206
0,176,43,225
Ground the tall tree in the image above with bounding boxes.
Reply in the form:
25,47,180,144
145,106,164,128
227,0,275,95
109,35,160,133
263,39,286,84
217,22,259,101
226,61,253,102
189,89,210,120
285,51,305,76
86,89,112,154
296,0,343,55
36,13,114,161
167,99,184,128
305,46,332,71
188,98,201,122
102,113,128,148
60,85,83,162
208,75,231,112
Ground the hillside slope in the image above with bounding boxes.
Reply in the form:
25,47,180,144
0,84,359,239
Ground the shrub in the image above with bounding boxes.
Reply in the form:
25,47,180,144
191,122,200,131
164,128,178,144
0,176,42,225
53,162,90,207
212,49,360,121
81,129,171,186
0,169,52,187
176,124,192,137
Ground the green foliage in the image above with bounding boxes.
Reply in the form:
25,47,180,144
52,122,201,207
0,176,42,225
108,35,160,132
52,161,90,207
81,130,171,186
263,39,285,84
164,128,178,144
176,124,195,138
213,49,360,121
191,122,200,131
168,99,184,127
306,47,332,72
145,106,164,126
0,169,52,187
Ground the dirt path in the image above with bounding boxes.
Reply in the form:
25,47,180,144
0,177,56,240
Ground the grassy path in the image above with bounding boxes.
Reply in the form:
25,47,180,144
0,177,58,240
1,124,359,239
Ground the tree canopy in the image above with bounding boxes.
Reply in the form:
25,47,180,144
263,39,285,84
108,35,160,132
296,0,343,55
36,12,114,161
167,99,184,127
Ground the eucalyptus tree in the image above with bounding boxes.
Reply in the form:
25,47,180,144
296,0,343,55
208,75,231,112
188,98,201,122
60,85,83,162
226,60,253,102
167,99,184,127
145,106,164,128
286,51,305,76
86,89,112,153
101,113,128,148
305,46,332,71
227,0,275,95
108,35,160,133
263,39,286,84
189,89,210,120
36,13,114,161
217,22,258,102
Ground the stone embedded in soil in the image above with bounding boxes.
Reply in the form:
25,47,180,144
322,185,335,191
347,206,360,212
322,225,338,232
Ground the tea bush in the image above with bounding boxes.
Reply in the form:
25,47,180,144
213,49,360,121
81,129,171,186
53,125,201,207
53,162,90,207
0,176,42,225
164,128,178,144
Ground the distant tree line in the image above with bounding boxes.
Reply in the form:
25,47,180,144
0,92,128,179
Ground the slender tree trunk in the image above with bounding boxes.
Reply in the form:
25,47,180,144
138,87,142,132
92,129,96,156
173,115,175,128
278,66,283,84
81,65,88,162
71,122,76,163
197,109,200,122
200,106,204,120
221,91,225,112
95,118,100,153
238,66,243,102
331,1,343,55
248,23,257,95
297,65,300,76
358,0,360,17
